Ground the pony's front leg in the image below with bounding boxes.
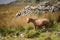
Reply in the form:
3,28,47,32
34,25,37,30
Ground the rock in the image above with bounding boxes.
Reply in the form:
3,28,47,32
20,33,26,38
55,32,60,36
16,1,60,17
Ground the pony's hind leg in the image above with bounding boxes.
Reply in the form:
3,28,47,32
45,24,50,32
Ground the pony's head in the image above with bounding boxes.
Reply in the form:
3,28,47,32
27,18,36,23
27,18,32,23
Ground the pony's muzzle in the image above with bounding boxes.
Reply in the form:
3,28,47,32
27,21,29,23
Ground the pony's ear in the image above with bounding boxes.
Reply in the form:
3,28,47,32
27,18,29,21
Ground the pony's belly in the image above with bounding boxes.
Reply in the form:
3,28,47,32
35,22,43,26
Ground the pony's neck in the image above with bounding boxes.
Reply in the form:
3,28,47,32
30,18,36,23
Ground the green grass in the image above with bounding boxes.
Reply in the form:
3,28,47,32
0,21,60,40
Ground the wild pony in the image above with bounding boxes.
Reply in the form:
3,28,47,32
27,18,51,31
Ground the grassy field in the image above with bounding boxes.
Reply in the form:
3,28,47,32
0,4,60,40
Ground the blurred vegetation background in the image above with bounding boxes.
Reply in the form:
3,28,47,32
0,0,60,40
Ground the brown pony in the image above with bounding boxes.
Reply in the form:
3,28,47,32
27,18,50,31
